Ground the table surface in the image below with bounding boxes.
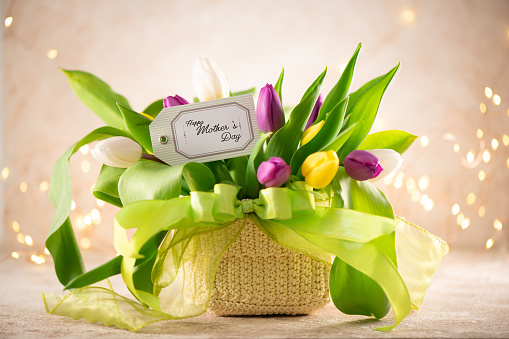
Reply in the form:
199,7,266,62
1,250,508,338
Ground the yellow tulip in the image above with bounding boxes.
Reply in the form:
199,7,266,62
301,150,339,188
301,120,325,146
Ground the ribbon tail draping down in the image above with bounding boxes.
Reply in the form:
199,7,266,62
42,183,448,331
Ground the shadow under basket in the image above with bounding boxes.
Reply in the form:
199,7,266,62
208,219,331,316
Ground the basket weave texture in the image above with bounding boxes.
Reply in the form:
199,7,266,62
207,219,330,316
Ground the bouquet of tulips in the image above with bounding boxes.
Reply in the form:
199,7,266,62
44,44,448,332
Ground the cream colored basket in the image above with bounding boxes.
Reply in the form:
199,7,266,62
207,219,330,316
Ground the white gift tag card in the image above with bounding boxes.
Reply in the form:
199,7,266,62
150,94,259,166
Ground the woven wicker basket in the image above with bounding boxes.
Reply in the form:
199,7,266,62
206,219,330,316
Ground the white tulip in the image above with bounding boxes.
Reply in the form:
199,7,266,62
367,149,403,183
90,136,142,168
192,56,230,101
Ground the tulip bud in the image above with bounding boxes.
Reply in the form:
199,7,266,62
257,157,291,187
192,56,230,102
163,94,189,108
366,149,403,183
90,136,142,168
305,94,323,129
256,84,284,133
343,150,383,181
301,120,324,146
301,150,339,189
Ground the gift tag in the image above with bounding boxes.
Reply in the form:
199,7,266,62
150,94,259,166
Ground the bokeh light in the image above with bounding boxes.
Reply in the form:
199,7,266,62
46,49,58,59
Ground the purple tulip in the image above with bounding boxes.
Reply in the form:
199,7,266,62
343,150,383,181
163,94,189,108
305,94,323,129
256,84,284,133
257,157,291,187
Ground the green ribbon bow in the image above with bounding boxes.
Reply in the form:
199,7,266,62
44,183,448,332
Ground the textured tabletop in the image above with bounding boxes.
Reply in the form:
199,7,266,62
1,250,508,338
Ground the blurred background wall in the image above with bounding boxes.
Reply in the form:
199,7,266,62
1,0,508,265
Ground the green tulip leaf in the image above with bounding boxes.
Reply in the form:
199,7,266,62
332,167,395,219
231,87,256,97
265,68,327,163
93,165,126,208
117,103,153,153
316,43,361,123
142,99,164,119
290,97,348,174
204,160,235,184
64,231,166,291
132,232,168,294
337,63,400,161
330,253,390,319
323,123,357,153
226,156,248,190
358,130,417,155
46,126,133,286
329,167,397,321
61,69,130,130
301,69,326,100
245,133,272,198
118,160,215,205
64,256,122,290
274,68,285,107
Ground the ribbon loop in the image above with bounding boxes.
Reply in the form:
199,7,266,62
254,186,315,220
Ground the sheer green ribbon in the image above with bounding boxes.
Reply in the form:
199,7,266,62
43,183,447,332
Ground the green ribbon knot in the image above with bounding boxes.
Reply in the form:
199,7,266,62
240,199,254,214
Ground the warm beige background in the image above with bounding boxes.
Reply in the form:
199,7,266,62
1,0,509,264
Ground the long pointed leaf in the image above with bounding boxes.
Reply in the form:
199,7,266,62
47,126,133,286
323,123,357,153
142,99,164,119
337,63,400,161
274,68,285,107
358,130,417,155
231,87,256,97
61,69,130,130
65,256,122,290
117,103,153,153
316,43,361,123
